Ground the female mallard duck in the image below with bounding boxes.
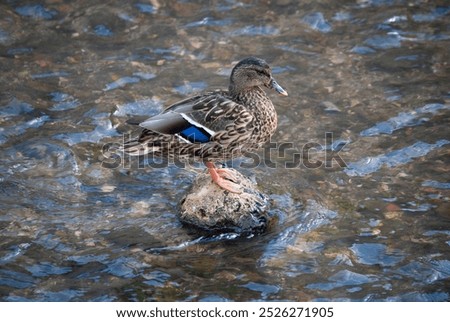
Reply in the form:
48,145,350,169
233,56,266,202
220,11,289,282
123,57,288,193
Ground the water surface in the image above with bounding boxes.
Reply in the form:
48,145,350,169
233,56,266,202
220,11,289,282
0,0,449,301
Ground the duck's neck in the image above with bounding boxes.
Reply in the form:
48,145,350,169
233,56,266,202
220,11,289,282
230,85,266,104
231,86,278,141
228,84,242,98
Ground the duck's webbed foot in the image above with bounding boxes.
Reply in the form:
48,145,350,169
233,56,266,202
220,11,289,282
205,162,242,194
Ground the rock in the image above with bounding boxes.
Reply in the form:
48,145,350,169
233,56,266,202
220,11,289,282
178,169,271,233
320,101,341,112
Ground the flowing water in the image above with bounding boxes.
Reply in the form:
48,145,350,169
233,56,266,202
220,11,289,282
0,0,449,301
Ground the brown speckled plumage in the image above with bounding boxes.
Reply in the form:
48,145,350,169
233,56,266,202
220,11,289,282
123,57,287,163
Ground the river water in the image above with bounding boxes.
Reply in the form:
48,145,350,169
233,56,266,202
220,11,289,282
0,0,449,301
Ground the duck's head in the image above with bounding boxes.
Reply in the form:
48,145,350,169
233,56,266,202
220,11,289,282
229,57,288,97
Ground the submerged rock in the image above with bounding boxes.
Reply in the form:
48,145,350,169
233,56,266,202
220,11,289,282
179,169,270,233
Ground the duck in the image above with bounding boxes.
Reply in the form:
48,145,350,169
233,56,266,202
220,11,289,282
123,57,288,193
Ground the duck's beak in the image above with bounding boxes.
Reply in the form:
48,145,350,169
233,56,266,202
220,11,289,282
270,78,288,96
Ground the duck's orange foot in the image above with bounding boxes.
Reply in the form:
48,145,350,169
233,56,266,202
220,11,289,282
205,162,242,194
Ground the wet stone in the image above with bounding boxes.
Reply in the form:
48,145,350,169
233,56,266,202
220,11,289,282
178,169,270,233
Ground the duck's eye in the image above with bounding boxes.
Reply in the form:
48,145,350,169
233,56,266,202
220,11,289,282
244,69,259,80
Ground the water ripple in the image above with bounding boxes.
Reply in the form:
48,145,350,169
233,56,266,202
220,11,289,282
0,98,33,117
230,25,279,36
142,270,171,287
114,98,162,117
0,28,9,44
31,71,70,79
344,140,450,177
26,262,72,277
385,291,448,302
102,256,150,278
173,81,208,95
54,117,118,145
306,270,378,291
0,244,31,265
8,289,85,302
258,199,338,268
422,180,450,190
412,6,450,22
49,92,81,111
15,4,58,20
135,3,157,14
94,25,113,37
104,73,156,91
0,269,35,289
67,254,109,265
241,282,280,299
364,34,402,49
350,243,404,267
361,103,449,136
104,76,140,91
0,115,50,145
396,259,450,284
185,17,233,28
301,12,332,33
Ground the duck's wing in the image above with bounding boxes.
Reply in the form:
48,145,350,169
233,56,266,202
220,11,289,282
138,91,254,145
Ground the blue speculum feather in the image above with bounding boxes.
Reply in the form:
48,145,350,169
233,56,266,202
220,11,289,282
179,125,211,143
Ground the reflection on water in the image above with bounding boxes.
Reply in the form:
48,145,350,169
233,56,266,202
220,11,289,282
0,1,449,301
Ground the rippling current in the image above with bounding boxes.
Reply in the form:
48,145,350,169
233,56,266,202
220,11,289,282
0,1,449,301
